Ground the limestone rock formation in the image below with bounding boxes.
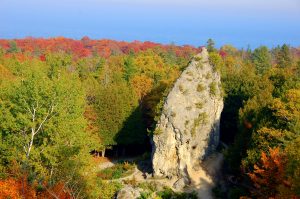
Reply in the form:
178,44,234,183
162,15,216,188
151,48,224,187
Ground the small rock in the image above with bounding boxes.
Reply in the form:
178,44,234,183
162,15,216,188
173,177,190,190
116,186,140,199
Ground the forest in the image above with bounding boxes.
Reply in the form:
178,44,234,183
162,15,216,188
0,37,299,199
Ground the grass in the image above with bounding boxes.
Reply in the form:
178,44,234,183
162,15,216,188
186,71,193,76
186,106,192,111
97,162,135,180
184,120,190,127
137,183,198,199
191,112,208,136
154,128,163,135
182,89,189,95
157,188,198,199
194,56,202,62
171,111,176,118
205,72,212,79
196,62,204,69
179,84,189,95
178,84,184,93
195,102,204,109
195,112,208,126
197,83,205,92
123,176,138,187
209,81,218,96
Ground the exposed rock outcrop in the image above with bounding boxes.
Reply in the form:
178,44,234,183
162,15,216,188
151,48,224,188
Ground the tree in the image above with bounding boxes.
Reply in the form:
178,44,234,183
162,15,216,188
46,52,72,79
130,74,153,99
0,177,37,198
251,46,271,74
220,44,238,56
248,148,290,198
0,64,14,85
7,40,20,53
0,70,96,197
206,38,216,53
273,44,292,68
133,50,166,83
123,55,136,82
286,137,300,196
95,82,142,156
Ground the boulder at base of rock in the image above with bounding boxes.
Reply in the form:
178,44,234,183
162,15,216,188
116,186,141,199
151,47,224,187
173,176,191,190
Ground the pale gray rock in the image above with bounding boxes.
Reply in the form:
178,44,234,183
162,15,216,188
173,176,191,190
116,186,141,199
151,48,224,188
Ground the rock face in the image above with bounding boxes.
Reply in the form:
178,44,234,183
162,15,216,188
151,48,224,187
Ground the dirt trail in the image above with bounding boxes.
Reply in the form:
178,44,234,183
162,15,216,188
188,153,224,199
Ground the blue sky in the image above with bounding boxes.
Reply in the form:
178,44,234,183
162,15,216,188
0,0,299,48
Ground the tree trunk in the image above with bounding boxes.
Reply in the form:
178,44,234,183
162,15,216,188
101,149,105,157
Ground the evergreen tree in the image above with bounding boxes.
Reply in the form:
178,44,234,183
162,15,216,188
206,38,216,52
251,46,271,74
7,40,20,53
123,55,136,82
278,44,292,68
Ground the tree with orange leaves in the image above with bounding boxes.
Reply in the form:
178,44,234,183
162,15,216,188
248,147,292,198
130,74,154,99
0,177,36,199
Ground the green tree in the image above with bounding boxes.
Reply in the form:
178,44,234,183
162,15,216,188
7,40,20,53
206,38,216,53
0,70,96,197
46,52,72,79
286,137,300,196
251,46,271,74
123,55,136,82
275,44,292,68
95,82,145,156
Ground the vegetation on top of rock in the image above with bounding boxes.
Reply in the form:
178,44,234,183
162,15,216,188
209,81,218,96
197,83,205,92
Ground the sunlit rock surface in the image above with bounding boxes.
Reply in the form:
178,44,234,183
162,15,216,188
152,48,224,188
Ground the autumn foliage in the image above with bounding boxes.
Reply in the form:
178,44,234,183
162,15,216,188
0,177,36,199
1,38,300,198
0,177,73,199
248,148,295,198
0,37,199,59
